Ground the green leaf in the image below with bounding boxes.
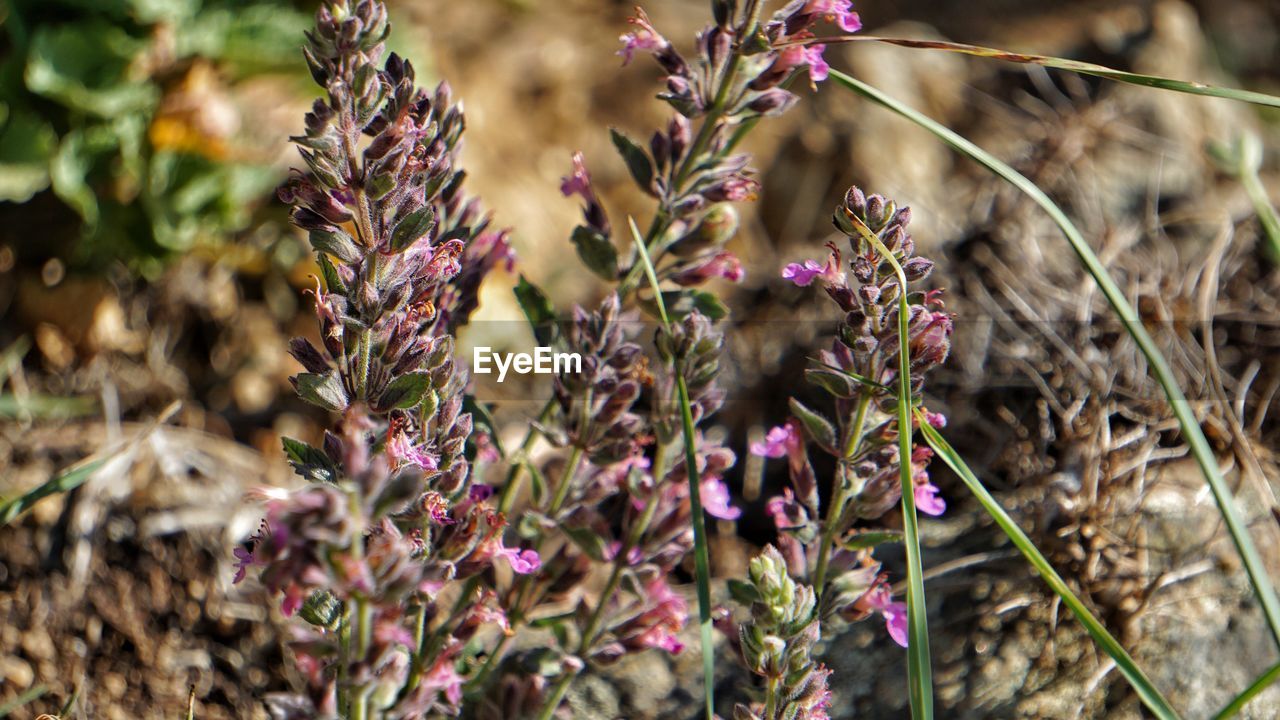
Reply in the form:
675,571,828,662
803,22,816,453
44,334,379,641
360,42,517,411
562,525,608,562
391,205,436,252
917,418,1181,719
570,225,619,280
841,36,1280,108
0,108,56,202
317,254,348,294
378,372,433,411
839,529,904,551
514,275,558,346
691,290,729,321
50,129,100,225
281,437,337,484
829,68,1280,655
788,398,838,455
609,128,653,193
25,24,158,117
293,372,348,412
727,578,760,606
309,228,361,263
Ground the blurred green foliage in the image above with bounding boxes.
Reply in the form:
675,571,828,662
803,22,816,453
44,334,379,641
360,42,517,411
0,0,311,275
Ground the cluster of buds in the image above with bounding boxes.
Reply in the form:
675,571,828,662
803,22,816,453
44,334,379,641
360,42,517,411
751,185,955,647
544,294,647,465
561,0,863,300
476,299,741,714
236,2,528,716
731,545,833,720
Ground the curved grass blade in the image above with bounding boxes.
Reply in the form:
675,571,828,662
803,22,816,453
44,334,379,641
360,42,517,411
631,217,715,720
1210,133,1280,264
1215,660,1280,719
0,685,47,718
829,69,1280,652
917,418,1181,719
813,36,1280,109
0,457,106,526
851,217,933,718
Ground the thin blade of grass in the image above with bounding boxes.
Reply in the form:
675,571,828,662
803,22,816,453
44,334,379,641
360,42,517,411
0,685,47,718
1229,133,1280,264
851,217,933,718
1215,660,1280,719
829,69,1280,651
813,36,1280,109
917,418,1180,718
0,457,107,525
630,217,715,720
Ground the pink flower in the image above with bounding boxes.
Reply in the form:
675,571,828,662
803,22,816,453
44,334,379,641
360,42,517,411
617,9,667,65
700,476,741,520
421,650,465,707
386,423,438,472
499,547,542,574
914,482,946,516
751,423,797,458
803,0,863,32
782,260,824,287
864,584,908,647
559,151,593,199
232,546,256,584
803,44,829,83
922,410,947,429
672,251,746,286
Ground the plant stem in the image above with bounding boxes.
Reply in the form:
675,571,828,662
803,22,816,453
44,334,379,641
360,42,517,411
497,399,556,513
813,391,872,593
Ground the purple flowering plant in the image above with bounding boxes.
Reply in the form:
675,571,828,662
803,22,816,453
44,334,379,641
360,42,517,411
235,0,961,718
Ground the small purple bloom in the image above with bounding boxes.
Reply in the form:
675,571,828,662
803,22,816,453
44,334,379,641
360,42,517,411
865,584,909,647
782,260,825,287
500,547,542,574
751,424,796,457
803,44,829,83
560,151,593,199
803,0,863,32
914,482,946,516
700,476,741,520
232,546,255,584
617,8,667,65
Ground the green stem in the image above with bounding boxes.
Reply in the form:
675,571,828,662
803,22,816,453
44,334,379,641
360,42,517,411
813,392,872,593
497,399,556,513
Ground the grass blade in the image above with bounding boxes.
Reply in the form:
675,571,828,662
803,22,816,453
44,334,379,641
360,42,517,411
1215,660,1280,719
0,458,107,526
631,218,715,720
917,419,1180,717
815,36,1280,108
829,69,1280,651
1213,133,1280,264
851,217,934,718
0,685,47,718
